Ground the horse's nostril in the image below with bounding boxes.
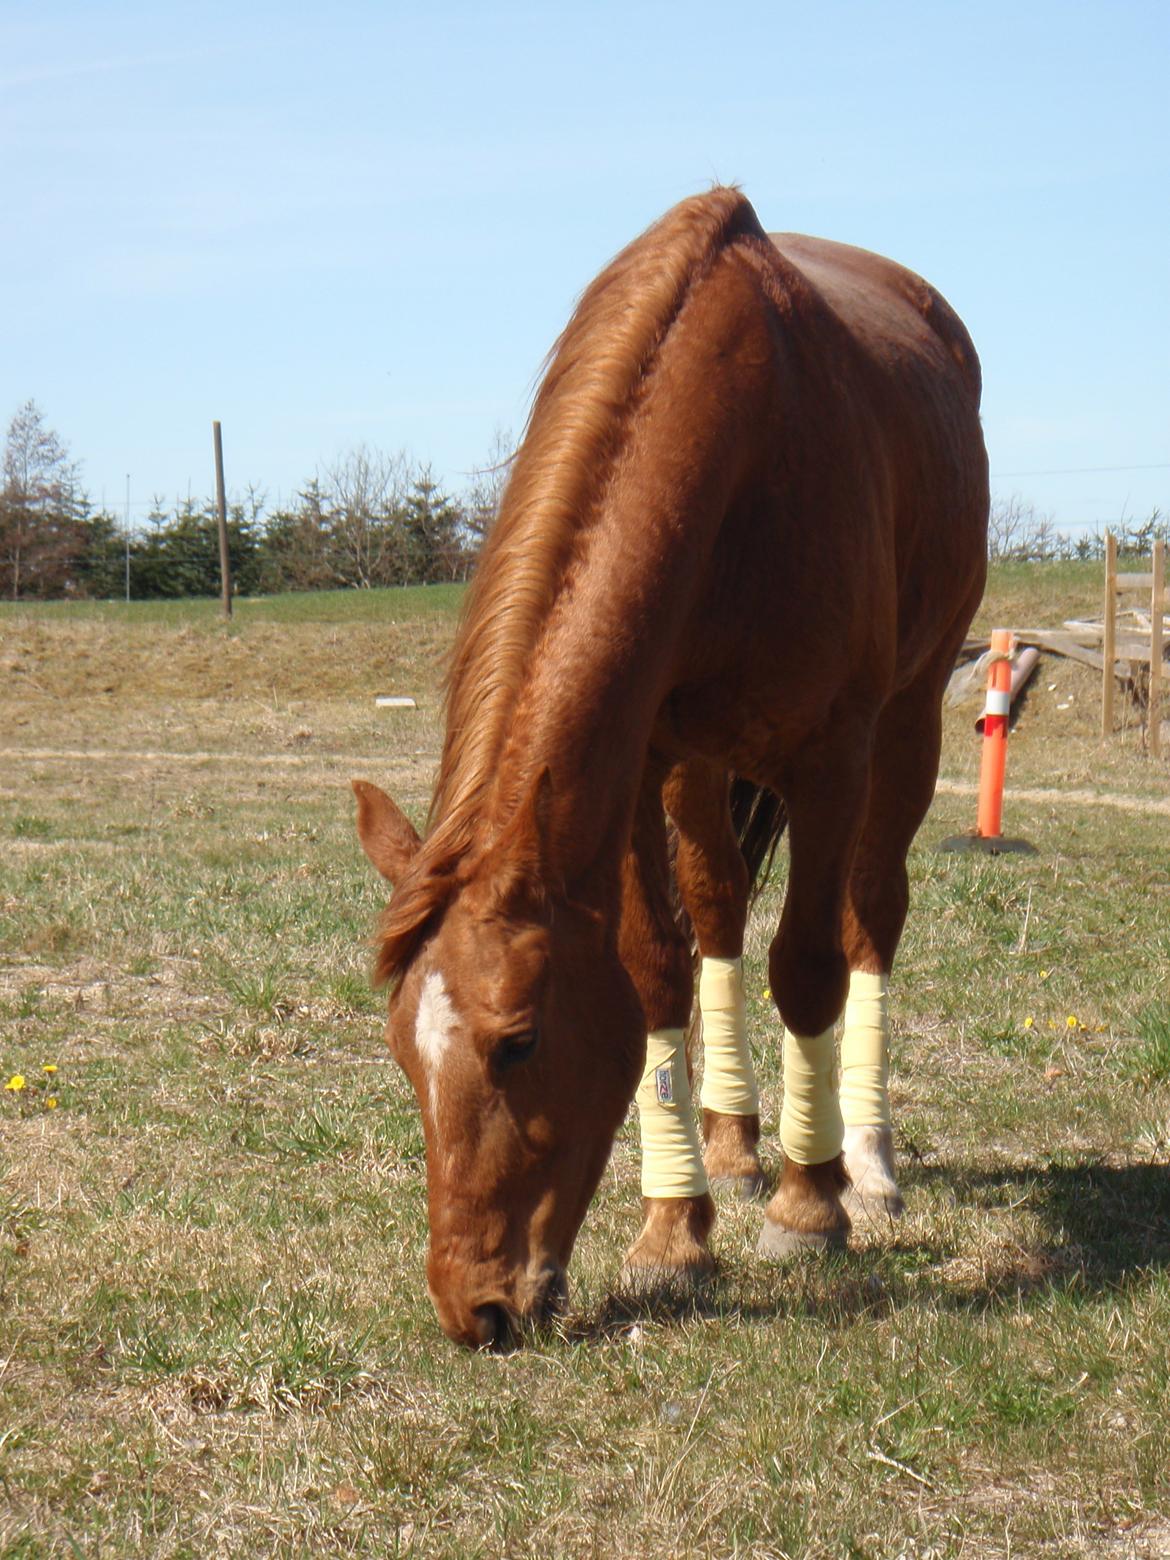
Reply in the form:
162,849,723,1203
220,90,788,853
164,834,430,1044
537,1267,568,1323
472,1302,513,1350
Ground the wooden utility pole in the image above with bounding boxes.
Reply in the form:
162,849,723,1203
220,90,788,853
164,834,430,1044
212,420,232,618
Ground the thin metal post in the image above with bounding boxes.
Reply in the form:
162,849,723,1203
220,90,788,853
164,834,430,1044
212,421,232,618
124,473,130,604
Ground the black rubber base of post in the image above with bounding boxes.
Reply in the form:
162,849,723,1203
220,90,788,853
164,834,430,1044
938,832,1038,856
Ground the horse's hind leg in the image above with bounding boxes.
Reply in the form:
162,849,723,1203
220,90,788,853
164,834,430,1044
663,760,765,1200
618,760,715,1284
839,660,952,1220
758,715,874,1256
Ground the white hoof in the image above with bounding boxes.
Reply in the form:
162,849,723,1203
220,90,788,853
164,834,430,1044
843,1125,904,1220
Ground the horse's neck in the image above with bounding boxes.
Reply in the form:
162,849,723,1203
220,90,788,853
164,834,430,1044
471,266,759,902
488,491,708,904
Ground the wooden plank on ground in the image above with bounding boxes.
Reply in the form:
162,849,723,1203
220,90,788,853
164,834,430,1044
1011,628,1155,670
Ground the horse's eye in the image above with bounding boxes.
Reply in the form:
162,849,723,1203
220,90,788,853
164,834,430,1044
495,1029,539,1073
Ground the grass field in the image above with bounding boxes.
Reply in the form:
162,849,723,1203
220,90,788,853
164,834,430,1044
2,565,1169,1558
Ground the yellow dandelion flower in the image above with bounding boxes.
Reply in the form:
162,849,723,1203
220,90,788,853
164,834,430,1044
43,1063,58,1074
762,988,771,1000
1039,969,1050,980
5,1074,25,1093
1023,1016,1034,1030
1066,1015,1078,1029
45,1096,58,1110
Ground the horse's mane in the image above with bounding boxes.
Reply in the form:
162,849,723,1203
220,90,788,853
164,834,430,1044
374,186,765,984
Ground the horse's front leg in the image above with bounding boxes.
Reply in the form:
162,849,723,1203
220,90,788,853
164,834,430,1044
664,759,765,1200
617,764,715,1285
759,718,873,1257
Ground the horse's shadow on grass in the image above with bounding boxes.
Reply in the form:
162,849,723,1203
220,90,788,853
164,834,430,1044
568,1156,1170,1342
905,1156,1170,1297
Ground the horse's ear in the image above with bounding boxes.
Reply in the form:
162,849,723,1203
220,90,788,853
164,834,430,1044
485,767,556,915
351,780,421,885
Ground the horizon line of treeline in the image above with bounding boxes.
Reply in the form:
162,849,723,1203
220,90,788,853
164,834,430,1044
3,453,506,604
11,489,1168,604
2,401,1167,602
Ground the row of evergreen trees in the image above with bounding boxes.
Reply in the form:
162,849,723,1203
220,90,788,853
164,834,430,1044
0,402,500,601
3,400,1167,599
73,473,481,601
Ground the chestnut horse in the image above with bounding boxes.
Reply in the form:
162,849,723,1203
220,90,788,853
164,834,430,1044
354,188,988,1347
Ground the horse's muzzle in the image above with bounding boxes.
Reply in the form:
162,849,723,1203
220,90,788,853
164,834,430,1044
437,1264,568,1350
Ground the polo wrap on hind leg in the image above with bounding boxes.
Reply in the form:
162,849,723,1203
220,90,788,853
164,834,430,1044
635,1028,709,1198
697,956,759,1116
839,970,891,1129
780,1024,843,1165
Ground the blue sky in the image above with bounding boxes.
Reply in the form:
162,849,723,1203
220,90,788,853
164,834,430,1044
3,0,1167,533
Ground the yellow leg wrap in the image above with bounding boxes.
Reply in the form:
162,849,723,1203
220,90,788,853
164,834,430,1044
635,1028,709,1198
839,970,891,1130
698,956,759,1116
780,1025,843,1166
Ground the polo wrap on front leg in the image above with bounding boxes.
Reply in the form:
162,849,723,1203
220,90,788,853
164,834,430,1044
635,1028,709,1198
697,956,759,1116
780,1024,844,1166
839,970,891,1130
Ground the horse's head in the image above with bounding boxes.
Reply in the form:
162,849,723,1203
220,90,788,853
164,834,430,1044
353,775,644,1348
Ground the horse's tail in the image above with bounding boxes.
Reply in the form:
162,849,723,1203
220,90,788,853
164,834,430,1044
729,776,788,907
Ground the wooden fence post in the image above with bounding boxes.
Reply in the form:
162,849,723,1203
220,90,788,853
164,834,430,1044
1151,537,1165,760
1102,531,1117,738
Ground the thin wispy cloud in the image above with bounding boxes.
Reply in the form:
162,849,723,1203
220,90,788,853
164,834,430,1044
0,50,212,92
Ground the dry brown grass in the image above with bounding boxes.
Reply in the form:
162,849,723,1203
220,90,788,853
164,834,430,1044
1,572,1168,1557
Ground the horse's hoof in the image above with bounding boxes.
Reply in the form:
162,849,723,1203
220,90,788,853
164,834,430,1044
843,1126,904,1220
757,1219,848,1259
620,1193,715,1292
843,1182,905,1220
702,1111,766,1200
759,1154,851,1260
617,1253,716,1294
709,1171,768,1202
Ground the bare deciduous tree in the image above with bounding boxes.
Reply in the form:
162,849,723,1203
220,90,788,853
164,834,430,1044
324,445,412,588
1,400,82,598
463,426,515,558
987,494,1059,562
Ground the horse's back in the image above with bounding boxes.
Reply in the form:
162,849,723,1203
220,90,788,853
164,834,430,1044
663,222,988,766
754,229,989,664
765,232,983,406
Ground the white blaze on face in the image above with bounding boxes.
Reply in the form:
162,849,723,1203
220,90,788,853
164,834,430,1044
415,969,458,1114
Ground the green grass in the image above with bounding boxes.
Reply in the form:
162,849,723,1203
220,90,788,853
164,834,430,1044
0,581,466,627
1130,1005,1170,1085
1,569,1168,1557
969,558,1103,638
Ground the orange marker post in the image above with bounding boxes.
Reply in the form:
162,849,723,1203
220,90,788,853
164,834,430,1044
939,628,1036,856
976,628,1013,839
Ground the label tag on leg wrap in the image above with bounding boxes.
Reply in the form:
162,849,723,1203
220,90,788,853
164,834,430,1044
697,956,760,1116
780,1025,844,1166
839,970,891,1130
636,1028,708,1198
